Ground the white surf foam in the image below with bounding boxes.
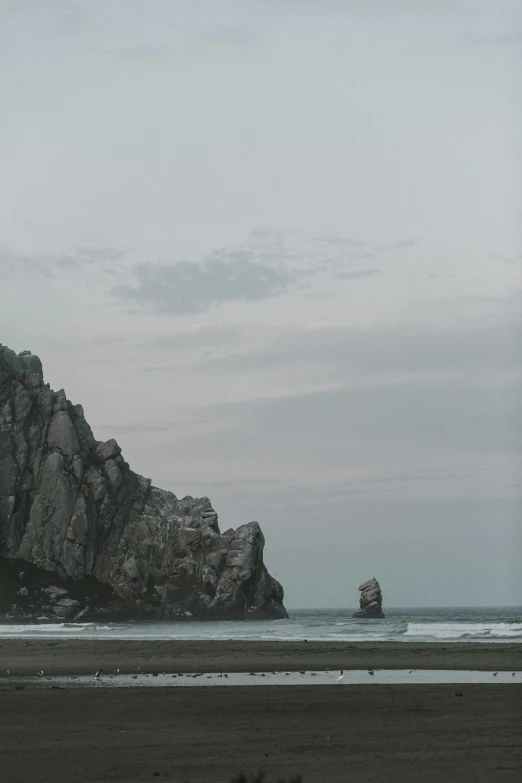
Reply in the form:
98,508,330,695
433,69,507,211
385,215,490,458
404,622,522,640
0,623,93,634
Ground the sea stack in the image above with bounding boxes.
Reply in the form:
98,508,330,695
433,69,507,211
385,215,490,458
352,577,385,619
0,344,287,622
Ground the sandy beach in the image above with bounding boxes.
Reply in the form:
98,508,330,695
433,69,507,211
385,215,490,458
1,638,521,675
1,640,521,781
0,682,520,782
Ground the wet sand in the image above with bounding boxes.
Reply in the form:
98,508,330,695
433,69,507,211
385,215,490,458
0,683,521,782
1,641,521,781
1,639,521,675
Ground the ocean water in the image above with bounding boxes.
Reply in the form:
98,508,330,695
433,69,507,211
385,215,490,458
0,607,521,642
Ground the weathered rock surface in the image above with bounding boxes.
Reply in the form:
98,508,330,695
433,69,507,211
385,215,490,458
0,344,287,621
352,577,385,619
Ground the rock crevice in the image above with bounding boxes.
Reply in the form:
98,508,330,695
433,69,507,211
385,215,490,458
0,344,287,621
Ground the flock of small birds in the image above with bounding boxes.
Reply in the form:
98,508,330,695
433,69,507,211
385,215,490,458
1,669,518,682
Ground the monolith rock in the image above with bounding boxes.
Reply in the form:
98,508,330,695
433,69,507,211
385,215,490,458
352,577,385,619
0,344,287,622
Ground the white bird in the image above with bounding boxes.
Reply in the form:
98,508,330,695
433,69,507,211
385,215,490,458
336,670,345,684
113,668,120,675
94,670,103,678
37,670,44,677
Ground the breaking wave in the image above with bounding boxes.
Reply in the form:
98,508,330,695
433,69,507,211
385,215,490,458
0,623,112,635
0,611,520,642
404,622,522,640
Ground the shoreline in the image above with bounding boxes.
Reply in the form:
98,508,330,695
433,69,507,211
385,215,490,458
1,639,521,676
2,641,521,781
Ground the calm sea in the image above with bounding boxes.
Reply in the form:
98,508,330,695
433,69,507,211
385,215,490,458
0,607,520,642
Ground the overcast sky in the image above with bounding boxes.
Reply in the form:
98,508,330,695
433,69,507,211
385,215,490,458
1,0,521,608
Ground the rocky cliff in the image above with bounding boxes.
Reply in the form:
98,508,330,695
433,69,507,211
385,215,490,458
352,577,385,619
0,344,287,622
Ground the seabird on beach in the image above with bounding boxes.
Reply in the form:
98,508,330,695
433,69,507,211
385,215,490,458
367,670,374,676
37,670,44,676
336,670,345,684
492,672,498,676
94,670,103,678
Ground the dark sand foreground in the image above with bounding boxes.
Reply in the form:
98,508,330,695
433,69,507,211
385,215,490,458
0,684,521,782
1,642,521,782
1,639,521,675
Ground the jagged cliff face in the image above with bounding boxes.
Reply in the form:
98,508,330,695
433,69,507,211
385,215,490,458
0,345,287,621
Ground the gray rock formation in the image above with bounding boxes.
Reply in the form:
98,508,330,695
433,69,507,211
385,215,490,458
352,577,385,619
0,344,287,621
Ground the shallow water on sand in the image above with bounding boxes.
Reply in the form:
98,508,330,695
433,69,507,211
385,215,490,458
1,607,521,642
2,670,521,688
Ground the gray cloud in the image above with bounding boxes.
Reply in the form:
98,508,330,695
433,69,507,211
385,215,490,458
148,473,479,513
97,421,180,434
0,0,92,34
334,269,381,280
50,245,128,274
112,230,416,316
102,44,177,64
1,243,127,278
113,257,299,315
151,325,248,352
0,250,52,280
147,317,520,381
170,374,522,459
463,31,522,47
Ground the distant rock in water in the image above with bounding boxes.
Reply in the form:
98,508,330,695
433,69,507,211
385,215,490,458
352,577,385,619
0,344,287,622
